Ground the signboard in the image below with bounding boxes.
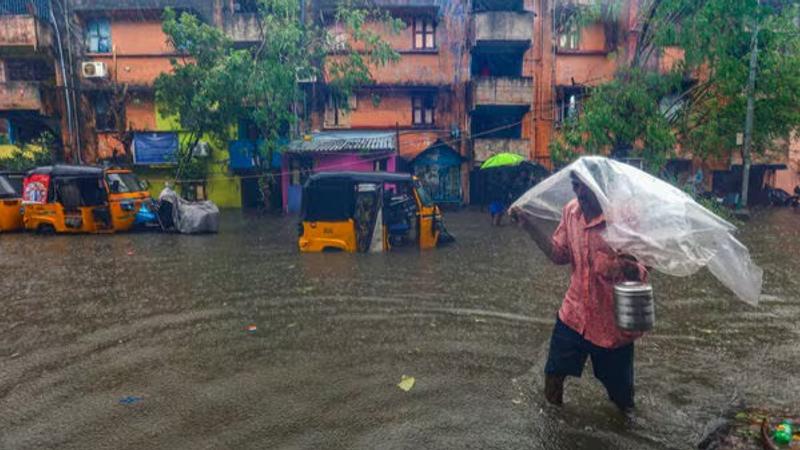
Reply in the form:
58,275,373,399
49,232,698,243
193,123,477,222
132,132,179,165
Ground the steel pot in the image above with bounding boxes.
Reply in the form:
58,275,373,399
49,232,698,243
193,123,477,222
613,281,655,332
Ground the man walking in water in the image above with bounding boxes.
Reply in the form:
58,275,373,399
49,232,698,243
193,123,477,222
511,172,647,412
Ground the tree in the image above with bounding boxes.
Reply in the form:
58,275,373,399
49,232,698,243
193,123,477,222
154,0,402,180
550,0,800,187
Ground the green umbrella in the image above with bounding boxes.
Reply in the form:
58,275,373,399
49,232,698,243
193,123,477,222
480,152,525,170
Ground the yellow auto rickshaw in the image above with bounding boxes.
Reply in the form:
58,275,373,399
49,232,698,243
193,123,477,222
0,171,24,232
298,171,452,253
22,165,114,234
105,168,152,232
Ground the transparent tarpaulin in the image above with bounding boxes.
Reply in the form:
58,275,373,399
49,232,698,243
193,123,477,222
511,156,763,305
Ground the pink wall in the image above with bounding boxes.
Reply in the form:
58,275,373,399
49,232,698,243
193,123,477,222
282,153,398,213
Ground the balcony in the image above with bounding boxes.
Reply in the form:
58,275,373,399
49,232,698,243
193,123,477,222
0,15,52,53
317,0,438,11
472,11,534,49
473,138,529,162
0,82,42,111
70,0,214,22
471,76,532,109
223,13,261,44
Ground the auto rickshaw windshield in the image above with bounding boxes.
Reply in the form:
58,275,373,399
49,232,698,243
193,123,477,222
414,180,434,207
107,172,145,193
0,176,16,198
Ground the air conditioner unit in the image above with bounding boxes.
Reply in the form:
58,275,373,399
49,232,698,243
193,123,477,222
81,61,107,79
192,141,210,158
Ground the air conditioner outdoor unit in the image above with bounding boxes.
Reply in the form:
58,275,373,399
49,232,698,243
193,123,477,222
81,61,107,79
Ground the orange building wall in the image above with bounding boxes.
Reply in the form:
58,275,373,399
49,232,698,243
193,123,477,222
125,95,157,130
108,20,173,55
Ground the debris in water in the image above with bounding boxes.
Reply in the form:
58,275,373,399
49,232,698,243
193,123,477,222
397,375,415,392
118,396,143,405
511,399,523,405
127,250,134,256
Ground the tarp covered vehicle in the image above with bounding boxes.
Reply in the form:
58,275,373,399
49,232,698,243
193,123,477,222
158,187,219,234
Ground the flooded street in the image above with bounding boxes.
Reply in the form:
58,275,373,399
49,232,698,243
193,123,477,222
1,209,798,449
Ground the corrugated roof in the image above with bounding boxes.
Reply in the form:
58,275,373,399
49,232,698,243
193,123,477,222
286,131,396,154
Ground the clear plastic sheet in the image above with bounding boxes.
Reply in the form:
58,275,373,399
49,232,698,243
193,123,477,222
511,156,763,305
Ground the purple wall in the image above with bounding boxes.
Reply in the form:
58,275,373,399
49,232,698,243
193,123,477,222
282,152,398,213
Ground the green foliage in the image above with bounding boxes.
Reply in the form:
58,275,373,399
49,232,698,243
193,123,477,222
550,68,681,171
155,0,401,180
551,0,800,174
0,131,55,171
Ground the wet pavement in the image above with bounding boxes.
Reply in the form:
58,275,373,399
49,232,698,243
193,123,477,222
1,208,798,449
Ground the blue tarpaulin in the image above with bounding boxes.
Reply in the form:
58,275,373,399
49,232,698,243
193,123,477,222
228,139,285,170
133,132,178,165
228,140,258,170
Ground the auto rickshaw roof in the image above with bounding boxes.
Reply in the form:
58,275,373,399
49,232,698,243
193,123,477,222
27,165,104,177
306,171,413,186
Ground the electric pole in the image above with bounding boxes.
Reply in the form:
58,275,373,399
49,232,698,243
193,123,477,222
739,2,759,211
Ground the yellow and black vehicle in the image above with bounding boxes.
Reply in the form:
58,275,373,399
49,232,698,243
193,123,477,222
0,171,24,232
105,168,152,232
22,165,114,234
298,172,452,253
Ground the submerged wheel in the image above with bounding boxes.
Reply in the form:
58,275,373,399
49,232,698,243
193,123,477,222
37,224,56,235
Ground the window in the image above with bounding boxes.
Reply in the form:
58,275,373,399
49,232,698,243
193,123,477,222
5,59,54,81
413,18,436,50
557,22,580,50
324,93,356,128
85,18,111,53
556,89,584,126
412,95,435,126
374,159,388,171
94,92,118,131
232,0,259,13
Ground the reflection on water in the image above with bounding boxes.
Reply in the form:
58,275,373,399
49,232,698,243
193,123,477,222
0,208,798,449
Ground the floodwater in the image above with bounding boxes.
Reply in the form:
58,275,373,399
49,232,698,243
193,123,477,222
1,209,798,449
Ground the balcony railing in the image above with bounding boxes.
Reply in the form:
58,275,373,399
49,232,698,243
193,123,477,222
472,11,534,46
223,13,261,43
0,14,52,51
473,138,529,162
0,81,42,110
471,76,533,109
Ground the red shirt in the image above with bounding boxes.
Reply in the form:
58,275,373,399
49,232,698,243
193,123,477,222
551,199,648,349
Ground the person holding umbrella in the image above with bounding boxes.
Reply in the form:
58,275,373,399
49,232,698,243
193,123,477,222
481,153,525,227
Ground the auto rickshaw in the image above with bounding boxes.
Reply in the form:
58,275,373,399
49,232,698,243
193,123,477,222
105,168,153,231
298,172,451,253
22,165,114,234
0,171,24,232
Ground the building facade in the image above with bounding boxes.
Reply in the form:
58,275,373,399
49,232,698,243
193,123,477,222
3,0,798,208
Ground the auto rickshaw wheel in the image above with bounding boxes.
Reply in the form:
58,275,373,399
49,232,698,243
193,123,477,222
37,223,56,235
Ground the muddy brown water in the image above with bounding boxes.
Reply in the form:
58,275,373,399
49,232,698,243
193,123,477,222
1,209,798,449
